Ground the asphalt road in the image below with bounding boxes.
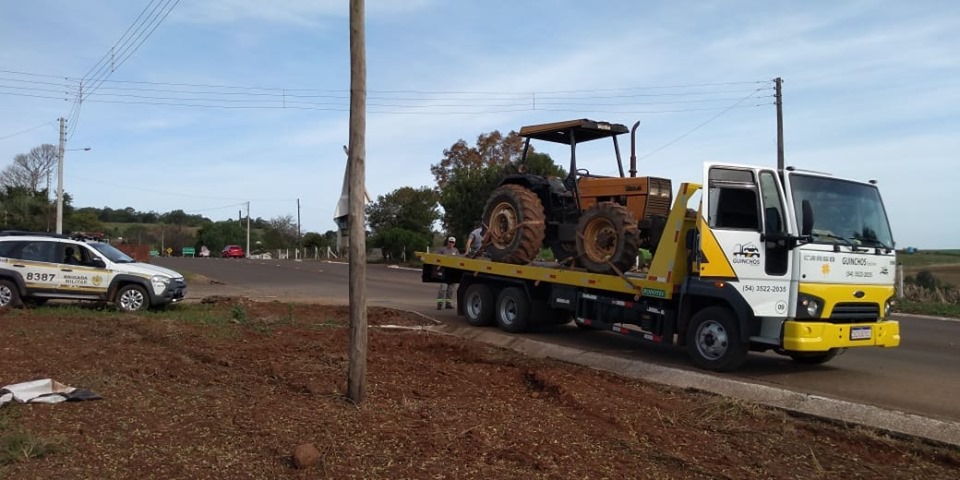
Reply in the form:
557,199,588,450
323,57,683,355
156,256,960,424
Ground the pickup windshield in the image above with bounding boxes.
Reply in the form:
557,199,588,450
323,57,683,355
789,173,894,249
88,242,135,263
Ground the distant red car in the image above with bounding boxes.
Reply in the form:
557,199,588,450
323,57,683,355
221,245,244,258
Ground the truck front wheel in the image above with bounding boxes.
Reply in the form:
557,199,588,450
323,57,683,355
462,283,495,326
495,287,531,333
686,306,748,371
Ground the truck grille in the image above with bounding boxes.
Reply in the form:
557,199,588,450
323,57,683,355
829,303,880,322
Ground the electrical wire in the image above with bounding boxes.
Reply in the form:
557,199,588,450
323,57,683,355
0,121,56,141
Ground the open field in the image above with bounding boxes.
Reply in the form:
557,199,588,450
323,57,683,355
2,299,958,479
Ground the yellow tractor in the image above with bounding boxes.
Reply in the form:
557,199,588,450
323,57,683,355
482,119,672,274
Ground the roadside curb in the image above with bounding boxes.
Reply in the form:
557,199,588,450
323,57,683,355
893,312,960,323
425,322,960,448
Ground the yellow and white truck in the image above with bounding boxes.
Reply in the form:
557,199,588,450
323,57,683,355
420,162,900,371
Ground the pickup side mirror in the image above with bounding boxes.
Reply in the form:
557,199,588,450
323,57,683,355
91,256,106,269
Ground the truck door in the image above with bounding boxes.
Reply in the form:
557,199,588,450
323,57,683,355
699,164,792,317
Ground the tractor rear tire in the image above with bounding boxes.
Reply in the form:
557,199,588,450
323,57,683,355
482,184,546,265
575,202,640,274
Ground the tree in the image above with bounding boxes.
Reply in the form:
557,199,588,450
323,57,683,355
1,144,59,192
262,215,298,249
365,186,439,237
0,186,49,231
370,227,430,261
431,131,565,242
196,220,246,251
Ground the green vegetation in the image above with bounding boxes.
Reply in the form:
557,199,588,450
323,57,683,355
0,409,62,466
894,299,960,318
897,249,960,267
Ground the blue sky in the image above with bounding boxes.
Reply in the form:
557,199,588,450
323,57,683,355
1,0,957,248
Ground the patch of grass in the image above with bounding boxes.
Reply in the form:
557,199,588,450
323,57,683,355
897,250,960,268
0,409,62,465
894,300,960,318
231,305,247,323
145,304,230,326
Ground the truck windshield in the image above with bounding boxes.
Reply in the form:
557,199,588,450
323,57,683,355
88,242,135,263
789,174,894,249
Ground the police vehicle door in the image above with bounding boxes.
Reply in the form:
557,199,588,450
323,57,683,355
58,242,111,295
700,164,793,317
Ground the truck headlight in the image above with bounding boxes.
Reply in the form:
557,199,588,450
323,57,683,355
797,294,824,318
885,299,895,316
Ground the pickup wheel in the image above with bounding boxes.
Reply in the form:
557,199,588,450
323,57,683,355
788,348,844,365
482,185,546,265
0,280,22,309
495,287,531,333
576,202,640,274
462,283,495,326
686,306,748,371
116,284,149,312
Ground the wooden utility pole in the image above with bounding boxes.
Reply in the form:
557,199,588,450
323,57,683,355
775,77,784,172
346,0,368,404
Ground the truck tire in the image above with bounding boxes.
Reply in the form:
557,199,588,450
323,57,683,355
495,287,531,333
483,185,546,265
788,348,844,365
0,279,22,309
116,284,149,312
462,283,495,326
576,202,640,274
686,306,748,371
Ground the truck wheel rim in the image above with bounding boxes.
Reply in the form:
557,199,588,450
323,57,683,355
490,202,518,248
466,293,482,318
499,298,517,325
0,286,11,306
695,320,728,360
120,290,144,311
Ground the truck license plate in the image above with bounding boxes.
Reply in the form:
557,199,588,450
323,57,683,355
850,326,872,341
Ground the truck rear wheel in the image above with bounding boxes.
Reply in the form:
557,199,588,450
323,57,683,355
686,306,748,371
462,283,495,326
483,185,545,265
576,202,640,274
495,287,531,333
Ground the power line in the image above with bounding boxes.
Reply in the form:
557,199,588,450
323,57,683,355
0,121,57,141
69,0,180,139
639,86,769,161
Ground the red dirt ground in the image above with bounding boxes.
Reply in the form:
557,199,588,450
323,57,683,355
1,299,958,479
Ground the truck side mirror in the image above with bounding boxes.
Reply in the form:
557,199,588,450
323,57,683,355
801,200,814,236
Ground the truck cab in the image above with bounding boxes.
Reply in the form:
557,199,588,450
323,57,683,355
692,163,899,366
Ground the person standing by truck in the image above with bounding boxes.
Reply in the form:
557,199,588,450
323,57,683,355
435,236,459,310
465,221,485,258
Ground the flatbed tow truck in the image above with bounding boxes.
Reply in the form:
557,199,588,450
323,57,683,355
420,165,901,371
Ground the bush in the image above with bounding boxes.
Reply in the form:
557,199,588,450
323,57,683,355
370,228,430,262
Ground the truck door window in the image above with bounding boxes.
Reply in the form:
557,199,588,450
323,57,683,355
708,168,759,231
759,171,788,276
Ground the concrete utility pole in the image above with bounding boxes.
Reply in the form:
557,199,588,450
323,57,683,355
346,0,368,404
245,201,251,258
775,77,785,172
55,117,66,234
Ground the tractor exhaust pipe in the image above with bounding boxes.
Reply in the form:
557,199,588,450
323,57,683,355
629,121,640,177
